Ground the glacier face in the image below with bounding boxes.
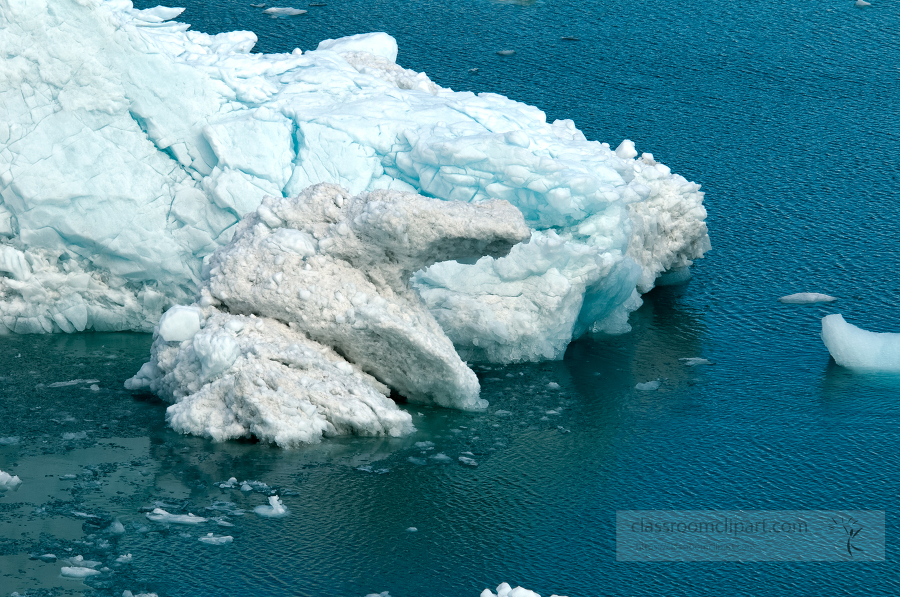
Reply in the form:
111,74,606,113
127,184,529,446
0,0,708,360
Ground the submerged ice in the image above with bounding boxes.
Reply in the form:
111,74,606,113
0,0,707,364
127,184,528,446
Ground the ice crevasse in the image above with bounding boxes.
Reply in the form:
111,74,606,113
0,0,709,363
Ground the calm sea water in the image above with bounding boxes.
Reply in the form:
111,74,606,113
1,0,898,595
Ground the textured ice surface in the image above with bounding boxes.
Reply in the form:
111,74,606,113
821,314,900,372
199,532,234,544
0,469,22,491
779,293,837,304
0,0,707,362
254,495,289,517
128,185,526,445
60,566,101,578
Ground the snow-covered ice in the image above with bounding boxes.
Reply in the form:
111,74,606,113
254,495,289,517
0,469,22,492
778,293,837,304
127,184,528,445
0,0,707,366
821,314,900,372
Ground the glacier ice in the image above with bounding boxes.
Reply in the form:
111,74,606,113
0,0,707,365
0,469,22,492
127,184,528,446
821,314,900,372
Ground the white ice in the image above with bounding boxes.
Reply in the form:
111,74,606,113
0,0,707,366
199,532,234,544
821,314,900,372
778,293,837,304
60,566,101,578
635,380,661,391
481,583,568,597
145,508,208,524
254,495,289,517
262,7,306,15
0,469,22,492
679,357,711,366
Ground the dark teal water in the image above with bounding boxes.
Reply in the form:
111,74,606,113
2,0,899,595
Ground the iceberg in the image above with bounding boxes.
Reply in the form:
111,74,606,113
779,293,837,304
821,314,900,372
0,469,22,492
127,185,527,446
0,0,707,364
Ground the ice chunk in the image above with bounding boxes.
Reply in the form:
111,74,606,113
61,566,101,578
635,380,661,391
855,0,871,6
62,431,88,440
48,379,100,388
262,7,307,15
547,382,560,389
679,357,712,366
145,508,208,524
407,457,427,465
130,185,529,446
821,314,900,372
317,32,399,62
778,293,837,304
116,554,133,563
430,453,452,462
254,496,289,517
158,306,203,342
199,533,234,545
0,436,20,445
406,527,417,532
0,470,22,492
458,456,478,467
482,583,568,597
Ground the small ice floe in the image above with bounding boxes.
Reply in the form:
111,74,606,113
145,508,208,524
481,583,567,597
494,410,512,417
206,501,246,516
241,483,253,491
469,67,479,73
414,441,434,449
214,517,235,527
458,456,478,467
116,554,133,563
72,511,98,519
250,2,265,6
855,0,871,6
30,553,57,562
49,379,99,388
123,592,160,597
0,436,20,445
254,495,289,518
90,384,100,391
406,527,417,532
69,555,101,568
545,409,559,415
217,477,239,488
263,6,307,14
778,293,837,304
365,592,391,597
62,431,88,441
0,470,22,492
199,532,234,545
497,49,516,56
407,457,427,465
108,519,126,535
357,466,390,474
635,380,661,391
679,357,712,366
821,314,900,371
547,382,560,389
430,453,452,463
61,566,101,578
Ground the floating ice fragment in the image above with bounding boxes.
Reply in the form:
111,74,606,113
262,7,307,14
635,380,661,391
241,483,253,491
61,566,101,578
62,431,88,440
679,357,712,366
406,527,417,532
821,314,900,371
116,554,133,563
199,533,234,545
414,441,435,449
108,520,126,535
0,470,22,492
778,293,837,304
547,382,560,389
497,49,516,56
407,457,427,465
482,582,568,597
31,553,57,562
430,453,452,462
494,410,512,417
70,555,101,568
250,3,265,6
365,592,391,597
855,0,871,6
254,495,289,517
90,384,100,391
545,409,559,415
0,436,20,445
72,511,98,519
145,508,209,524
458,456,478,467
49,379,100,388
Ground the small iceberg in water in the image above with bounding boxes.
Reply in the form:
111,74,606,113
263,6,307,15
254,496,289,518
821,314,900,372
0,470,22,492
779,293,837,304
